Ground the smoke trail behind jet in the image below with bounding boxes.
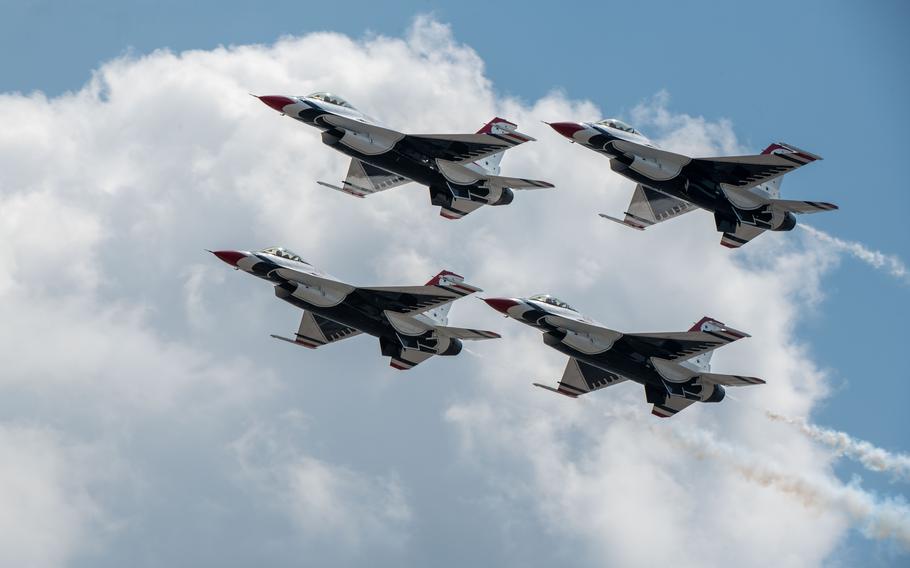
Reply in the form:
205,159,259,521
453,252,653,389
654,422,910,549
766,411,910,482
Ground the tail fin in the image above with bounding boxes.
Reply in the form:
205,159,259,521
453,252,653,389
474,151,504,175
684,317,728,371
423,270,467,325
753,177,783,199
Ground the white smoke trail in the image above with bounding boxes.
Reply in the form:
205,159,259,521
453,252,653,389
653,422,910,549
801,224,909,283
766,411,910,482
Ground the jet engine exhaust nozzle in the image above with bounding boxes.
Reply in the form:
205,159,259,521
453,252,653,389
772,212,797,232
491,187,514,206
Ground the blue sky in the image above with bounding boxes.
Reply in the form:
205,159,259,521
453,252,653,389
1,1,908,566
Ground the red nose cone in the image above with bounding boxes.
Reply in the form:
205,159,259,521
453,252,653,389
212,250,246,267
484,297,519,314
258,95,296,113
548,121,585,139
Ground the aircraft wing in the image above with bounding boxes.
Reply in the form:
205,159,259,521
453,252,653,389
692,142,821,191
317,159,411,198
271,311,361,349
533,358,627,398
600,184,694,230
620,320,749,362
405,117,536,164
357,278,482,317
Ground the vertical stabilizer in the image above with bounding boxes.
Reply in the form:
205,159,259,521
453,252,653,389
422,270,468,325
682,316,729,372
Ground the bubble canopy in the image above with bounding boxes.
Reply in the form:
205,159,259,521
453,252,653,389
259,246,307,264
304,92,356,109
596,118,642,136
529,294,576,311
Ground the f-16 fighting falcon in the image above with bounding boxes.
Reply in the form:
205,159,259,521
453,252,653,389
256,92,554,219
484,295,764,417
211,247,499,370
548,118,837,248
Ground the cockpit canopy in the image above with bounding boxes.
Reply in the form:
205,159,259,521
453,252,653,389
529,294,576,311
305,92,356,109
596,118,642,136
260,246,307,264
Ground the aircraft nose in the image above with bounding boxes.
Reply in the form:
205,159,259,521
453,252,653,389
483,297,520,315
548,121,586,139
258,95,296,113
211,250,247,267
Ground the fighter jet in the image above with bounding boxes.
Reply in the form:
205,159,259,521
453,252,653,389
256,92,553,219
211,246,499,369
548,118,837,248
484,295,764,417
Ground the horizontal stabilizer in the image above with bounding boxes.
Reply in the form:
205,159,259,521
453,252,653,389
435,326,501,340
485,175,554,190
699,372,765,386
390,348,435,371
771,199,838,215
720,224,765,249
651,396,696,418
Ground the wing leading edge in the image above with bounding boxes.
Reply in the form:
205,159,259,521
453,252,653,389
533,357,627,398
271,311,362,349
318,159,411,198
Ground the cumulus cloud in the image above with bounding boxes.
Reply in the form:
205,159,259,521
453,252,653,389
767,411,910,482
230,414,412,551
0,14,902,567
0,426,111,568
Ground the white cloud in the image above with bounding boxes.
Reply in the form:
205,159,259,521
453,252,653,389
0,426,110,568
0,15,902,567
230,414,412,550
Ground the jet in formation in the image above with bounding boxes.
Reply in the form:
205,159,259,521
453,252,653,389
548,118,837,248
256,92,553,219
211,247,499,370
484,295,764,417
